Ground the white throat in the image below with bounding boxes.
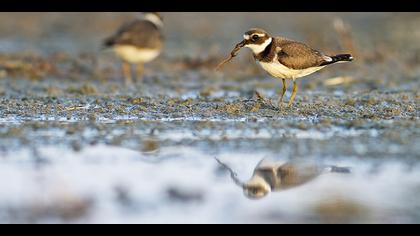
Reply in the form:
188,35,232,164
245,37,272,54
144,13,163,28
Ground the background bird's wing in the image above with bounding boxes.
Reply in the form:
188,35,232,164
104,20,163,49
276,38,328,70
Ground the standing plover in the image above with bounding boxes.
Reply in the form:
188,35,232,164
219,28,353,108
103,12,164,85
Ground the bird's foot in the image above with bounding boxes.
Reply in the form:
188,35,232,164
277,101,295,112
287,100,296,108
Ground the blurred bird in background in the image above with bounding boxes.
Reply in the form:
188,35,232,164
103,12,164,85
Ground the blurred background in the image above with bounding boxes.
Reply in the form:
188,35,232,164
1,12,419,55
0,13,419,224
0,13,419,93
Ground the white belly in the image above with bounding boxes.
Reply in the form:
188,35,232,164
259,61,324,80
114,46,160,64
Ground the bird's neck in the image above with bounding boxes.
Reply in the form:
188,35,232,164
247,37,273,55
254,37,274,61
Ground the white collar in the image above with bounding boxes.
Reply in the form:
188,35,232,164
245,37,272,54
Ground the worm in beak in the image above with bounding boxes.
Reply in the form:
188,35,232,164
215,39,247,71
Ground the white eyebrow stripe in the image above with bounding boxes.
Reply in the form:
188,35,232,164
254,33,266,37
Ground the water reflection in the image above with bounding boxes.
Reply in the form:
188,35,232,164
216,158,351,199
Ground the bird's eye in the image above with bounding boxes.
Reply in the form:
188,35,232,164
252,35,259,41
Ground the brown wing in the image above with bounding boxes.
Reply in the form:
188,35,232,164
104,20,163,49
276,38,327,70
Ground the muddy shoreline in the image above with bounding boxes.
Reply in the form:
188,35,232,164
0,12,419,223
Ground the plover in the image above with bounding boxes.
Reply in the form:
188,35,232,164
103,12,164,85
215,158,350,200
219,28,353,108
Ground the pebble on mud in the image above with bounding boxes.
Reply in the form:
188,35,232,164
345,98,357,107
66,84,97,95
406,105,415,113
224,103,244,115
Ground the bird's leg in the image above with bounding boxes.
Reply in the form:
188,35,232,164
278,78,287,108
135,63,145,84
288,80,298,108
122,62,133,86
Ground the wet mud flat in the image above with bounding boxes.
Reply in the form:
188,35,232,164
0,13,420,223
0,84,418,157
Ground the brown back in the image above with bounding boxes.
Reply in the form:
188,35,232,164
275,37,326,70
104,20,163,49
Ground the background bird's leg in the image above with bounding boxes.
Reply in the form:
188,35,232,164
122,62,133,86
278,78,287,108
288,80,298,107
135,63,144,84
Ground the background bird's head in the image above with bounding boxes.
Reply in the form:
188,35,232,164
143,12,164,27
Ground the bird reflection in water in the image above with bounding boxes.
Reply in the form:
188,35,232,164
215,158,351,200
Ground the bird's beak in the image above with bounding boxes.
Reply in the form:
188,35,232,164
235,39,247,50
230,40,247,56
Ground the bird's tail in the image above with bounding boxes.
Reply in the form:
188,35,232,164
321,54,353,66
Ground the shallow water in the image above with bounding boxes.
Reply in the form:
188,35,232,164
1,145,420,223
0,12,419,223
